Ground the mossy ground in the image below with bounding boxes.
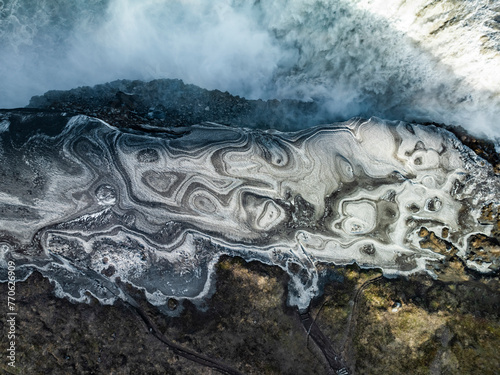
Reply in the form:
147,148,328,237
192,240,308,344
1,258,499,374
310,264,500,374
0,258,325,375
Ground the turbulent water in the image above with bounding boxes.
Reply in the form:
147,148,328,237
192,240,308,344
0,112,498,309
1,0,500,136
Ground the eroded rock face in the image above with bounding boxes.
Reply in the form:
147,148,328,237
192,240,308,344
0,111,498,309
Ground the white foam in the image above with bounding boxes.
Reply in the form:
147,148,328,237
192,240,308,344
2,1,500,137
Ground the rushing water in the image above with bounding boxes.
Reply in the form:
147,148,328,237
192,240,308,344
1,0,500,136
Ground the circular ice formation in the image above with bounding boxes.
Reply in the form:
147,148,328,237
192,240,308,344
95,184,116,206
191,192,218,214
421,175,437,188
0,243,11,252
341,200,377,235
239,192,286,232
257,136,290,167
360,243,376,255
336,155,355,181
256,201,284,230
142,170,179,194
136,148,160,163
410,150,440,170
425,197,443,212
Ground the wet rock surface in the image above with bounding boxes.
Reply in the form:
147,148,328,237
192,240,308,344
423,122,500,174
27,79,322,131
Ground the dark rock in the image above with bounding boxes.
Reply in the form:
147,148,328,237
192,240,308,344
27,79,323,131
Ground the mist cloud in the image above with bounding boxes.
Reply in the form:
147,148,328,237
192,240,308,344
1,0,499,137
0,0,284,107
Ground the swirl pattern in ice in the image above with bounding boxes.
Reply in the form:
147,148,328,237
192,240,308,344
0,112,498,309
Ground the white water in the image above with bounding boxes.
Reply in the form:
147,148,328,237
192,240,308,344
1,0,500,136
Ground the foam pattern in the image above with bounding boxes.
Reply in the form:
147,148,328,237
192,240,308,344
0,113,498,309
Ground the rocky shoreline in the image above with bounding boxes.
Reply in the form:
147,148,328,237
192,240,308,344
27,79,500,171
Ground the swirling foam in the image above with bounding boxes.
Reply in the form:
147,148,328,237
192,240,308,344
0,113,498,309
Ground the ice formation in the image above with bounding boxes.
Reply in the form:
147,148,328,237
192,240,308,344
0,113,498,309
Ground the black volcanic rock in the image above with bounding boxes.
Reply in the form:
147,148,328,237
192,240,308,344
27,79,500,172
27,79,323,131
